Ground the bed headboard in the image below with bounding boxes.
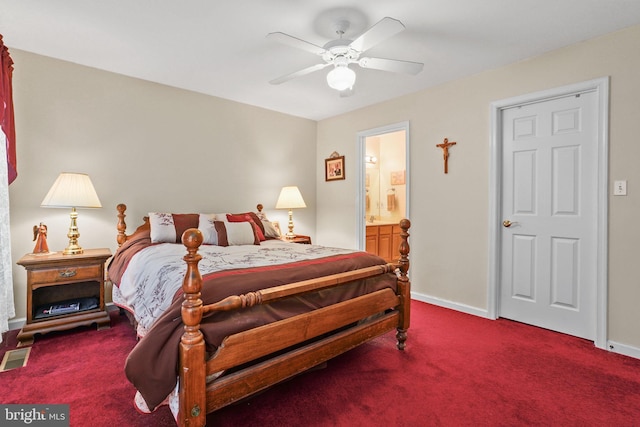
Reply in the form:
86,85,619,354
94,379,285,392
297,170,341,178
116,203,272,247
116,203,150,246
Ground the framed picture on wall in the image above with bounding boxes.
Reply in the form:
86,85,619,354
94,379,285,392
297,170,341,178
390,170,405,185
325,155,345,181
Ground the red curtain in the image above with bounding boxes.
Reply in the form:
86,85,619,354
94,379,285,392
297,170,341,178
0,34,17,185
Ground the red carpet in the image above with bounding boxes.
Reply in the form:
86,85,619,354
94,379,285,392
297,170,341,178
1,301,640,426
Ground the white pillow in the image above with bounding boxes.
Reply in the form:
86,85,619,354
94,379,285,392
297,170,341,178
213,213,229,221
214,221,259,246
262,220,280,238
149,212,177,243
198,213,218,245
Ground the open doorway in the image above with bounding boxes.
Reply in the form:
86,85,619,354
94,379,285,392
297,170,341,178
356,122,410,257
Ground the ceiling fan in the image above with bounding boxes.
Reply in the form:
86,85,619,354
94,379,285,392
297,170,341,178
267,17,424,94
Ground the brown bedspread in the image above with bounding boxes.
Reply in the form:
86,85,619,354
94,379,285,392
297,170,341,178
107,229,152,286
117,234,397,410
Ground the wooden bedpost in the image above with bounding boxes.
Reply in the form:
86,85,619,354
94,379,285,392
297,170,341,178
115,204,151,246
116,204,127,247
396,218,411,350
178,229,206,427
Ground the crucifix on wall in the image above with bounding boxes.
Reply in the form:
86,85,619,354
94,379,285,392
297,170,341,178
436,138,457,174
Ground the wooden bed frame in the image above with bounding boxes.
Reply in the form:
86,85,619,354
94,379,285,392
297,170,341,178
115,204,411,426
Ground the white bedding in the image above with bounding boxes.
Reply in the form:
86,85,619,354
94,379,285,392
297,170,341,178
112,239,355,337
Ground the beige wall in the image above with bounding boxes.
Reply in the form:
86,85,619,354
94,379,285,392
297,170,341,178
316,25,640,349
8,50,317,321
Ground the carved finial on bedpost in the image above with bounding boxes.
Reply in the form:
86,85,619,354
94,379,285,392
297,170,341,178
181,228,204,328
116,204,127,247
178,228,206,427
396,218,411,350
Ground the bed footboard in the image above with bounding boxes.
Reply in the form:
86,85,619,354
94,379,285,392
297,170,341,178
177,219,411,427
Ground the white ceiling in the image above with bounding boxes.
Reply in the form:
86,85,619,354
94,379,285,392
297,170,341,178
1,1,640,121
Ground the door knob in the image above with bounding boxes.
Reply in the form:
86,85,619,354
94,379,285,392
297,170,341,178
502,220,517,228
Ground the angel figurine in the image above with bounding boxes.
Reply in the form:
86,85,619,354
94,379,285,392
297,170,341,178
32,222,49,254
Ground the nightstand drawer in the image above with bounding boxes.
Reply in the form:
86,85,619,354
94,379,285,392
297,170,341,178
29,264,102,285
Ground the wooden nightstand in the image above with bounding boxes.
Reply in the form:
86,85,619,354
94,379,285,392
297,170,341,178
16,248,112,347
283,234,312,244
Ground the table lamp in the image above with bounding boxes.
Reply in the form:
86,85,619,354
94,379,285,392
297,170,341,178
275,186,306,239
41,172,102,255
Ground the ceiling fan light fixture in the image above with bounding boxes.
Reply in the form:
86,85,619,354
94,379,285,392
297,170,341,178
326,64,356,91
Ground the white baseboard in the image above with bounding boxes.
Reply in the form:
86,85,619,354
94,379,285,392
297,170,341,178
411,291,490,319
607,340,640,359
8,317,24,331
411,291,640,360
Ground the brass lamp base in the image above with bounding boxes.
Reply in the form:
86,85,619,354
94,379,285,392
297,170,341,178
285,208,296,239
63,244,84,255
63,207,84,255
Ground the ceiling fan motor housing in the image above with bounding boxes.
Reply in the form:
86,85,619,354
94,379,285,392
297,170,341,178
322,40,359,64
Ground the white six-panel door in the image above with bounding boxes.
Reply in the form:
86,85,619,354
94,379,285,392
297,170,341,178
500,91,598,340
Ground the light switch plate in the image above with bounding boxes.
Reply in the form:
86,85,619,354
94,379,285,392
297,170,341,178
614,180,627,196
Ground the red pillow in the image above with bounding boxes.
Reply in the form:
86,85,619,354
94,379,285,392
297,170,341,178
232,212,266,236
226,214,266,241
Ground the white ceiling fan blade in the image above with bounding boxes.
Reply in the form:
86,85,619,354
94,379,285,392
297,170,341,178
266,32,327,56
269,63,330,85
358,57,424,75
349,17,405,53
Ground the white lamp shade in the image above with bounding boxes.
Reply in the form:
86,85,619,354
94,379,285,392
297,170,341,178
326,65,356,91
41,172,102,208
275,186,306,209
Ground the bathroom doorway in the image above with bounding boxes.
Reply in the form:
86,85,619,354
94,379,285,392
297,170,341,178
356,122,410,256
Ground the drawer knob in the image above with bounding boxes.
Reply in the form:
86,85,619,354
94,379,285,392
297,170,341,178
59,269,77,278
